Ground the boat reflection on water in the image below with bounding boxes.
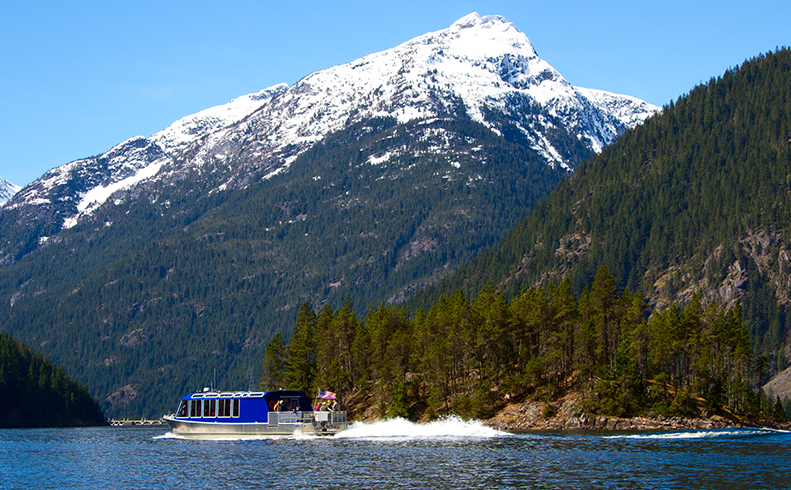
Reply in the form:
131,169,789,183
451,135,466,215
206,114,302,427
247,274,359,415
163,389,348,438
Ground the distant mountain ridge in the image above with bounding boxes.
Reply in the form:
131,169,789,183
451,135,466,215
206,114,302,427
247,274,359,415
0,176,20,204
4,84,288,236
0,13,658,418
1,13,656,262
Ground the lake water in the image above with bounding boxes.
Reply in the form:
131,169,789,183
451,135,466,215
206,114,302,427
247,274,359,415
2,418,790,489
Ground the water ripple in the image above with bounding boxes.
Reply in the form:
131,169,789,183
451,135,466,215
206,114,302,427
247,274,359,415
2,424,791,489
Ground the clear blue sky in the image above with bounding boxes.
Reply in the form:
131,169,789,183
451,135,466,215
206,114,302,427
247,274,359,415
1,1,788,186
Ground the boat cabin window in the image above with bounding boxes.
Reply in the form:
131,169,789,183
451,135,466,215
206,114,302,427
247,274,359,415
273,397,301,411
263,391,311,413
190,399,201,418
203,399,216,417
218,399,232,417
177,400,188,418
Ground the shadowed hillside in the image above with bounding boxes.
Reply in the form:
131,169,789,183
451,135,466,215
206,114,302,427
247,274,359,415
0,333,106,428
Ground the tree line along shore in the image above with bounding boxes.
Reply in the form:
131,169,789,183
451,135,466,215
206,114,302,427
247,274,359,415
260,267,788,428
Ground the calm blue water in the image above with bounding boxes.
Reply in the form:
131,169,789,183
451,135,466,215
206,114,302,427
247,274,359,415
1,418,790,489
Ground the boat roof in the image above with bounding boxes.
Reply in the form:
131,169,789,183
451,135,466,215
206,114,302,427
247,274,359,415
179,389,309,400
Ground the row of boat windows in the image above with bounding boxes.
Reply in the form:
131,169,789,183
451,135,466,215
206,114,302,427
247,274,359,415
176,398,240,418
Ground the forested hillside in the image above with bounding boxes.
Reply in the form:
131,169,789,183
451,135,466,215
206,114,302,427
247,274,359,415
0,116,567,418
0,333,106,428
0,14,659,420
415,48,791,376
266,268,784,423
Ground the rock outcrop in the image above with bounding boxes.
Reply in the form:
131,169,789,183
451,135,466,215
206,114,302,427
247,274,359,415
483,392,777,432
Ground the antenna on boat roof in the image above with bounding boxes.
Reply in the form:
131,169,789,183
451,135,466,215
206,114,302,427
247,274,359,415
212,369,216,391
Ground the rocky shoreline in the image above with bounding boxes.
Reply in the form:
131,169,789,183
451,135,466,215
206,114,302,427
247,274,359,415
483,392,786,432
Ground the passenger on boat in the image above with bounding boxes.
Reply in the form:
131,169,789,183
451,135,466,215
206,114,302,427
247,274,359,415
332,400,340,411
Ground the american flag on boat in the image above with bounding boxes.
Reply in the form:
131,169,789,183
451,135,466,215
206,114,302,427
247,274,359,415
317,389,336,400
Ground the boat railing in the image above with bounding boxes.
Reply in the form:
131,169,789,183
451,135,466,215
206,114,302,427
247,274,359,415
269,410,348,425
314,411,347,424
272,411,313,425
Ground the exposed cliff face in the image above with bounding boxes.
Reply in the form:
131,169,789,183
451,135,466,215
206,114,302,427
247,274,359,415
765,366,791,401
646,230,791,312
527,225,791,319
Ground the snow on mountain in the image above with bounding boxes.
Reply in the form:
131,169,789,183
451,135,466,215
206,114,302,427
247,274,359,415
574,87,657,129
0,176,21,205
4,12,658,234
7,84,287,227
149,84,288,155
186,12,658,182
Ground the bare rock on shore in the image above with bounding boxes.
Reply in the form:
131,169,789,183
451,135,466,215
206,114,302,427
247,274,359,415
484,392,736,432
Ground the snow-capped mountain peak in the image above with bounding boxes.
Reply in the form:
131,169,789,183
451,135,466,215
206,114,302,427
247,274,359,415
187,12,656,180
449,12,536,57
3,13,658,240
0,176,20,205
453,12,501,26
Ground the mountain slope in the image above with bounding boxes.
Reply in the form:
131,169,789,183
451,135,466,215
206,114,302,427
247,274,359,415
0,14,657,418
417,48,791,372
0,13,656,264
0,84,288,261
0,333,106,428
0,115,567,417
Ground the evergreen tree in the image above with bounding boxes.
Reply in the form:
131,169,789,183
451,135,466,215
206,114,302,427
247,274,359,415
260,332,287,390
285,302,318,394
0,333,106,428
271,273,778,422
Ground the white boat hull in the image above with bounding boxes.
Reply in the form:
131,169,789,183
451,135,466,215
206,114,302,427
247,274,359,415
164,411,347,437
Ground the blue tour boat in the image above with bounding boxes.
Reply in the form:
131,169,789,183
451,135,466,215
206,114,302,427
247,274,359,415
163,389,348,437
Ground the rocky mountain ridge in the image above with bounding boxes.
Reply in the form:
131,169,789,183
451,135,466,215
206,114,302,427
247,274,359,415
0,13,657,264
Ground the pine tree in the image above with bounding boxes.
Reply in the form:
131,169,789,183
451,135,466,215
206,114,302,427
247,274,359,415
260,332,287,390
285,302,318,394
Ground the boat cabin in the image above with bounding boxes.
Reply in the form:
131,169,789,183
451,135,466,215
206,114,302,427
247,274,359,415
174,390,313,423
